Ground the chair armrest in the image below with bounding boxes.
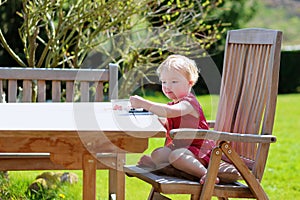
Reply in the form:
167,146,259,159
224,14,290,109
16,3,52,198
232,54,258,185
170,128,276,144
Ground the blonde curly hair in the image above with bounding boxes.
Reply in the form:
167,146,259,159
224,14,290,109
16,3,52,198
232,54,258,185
156,54,199,86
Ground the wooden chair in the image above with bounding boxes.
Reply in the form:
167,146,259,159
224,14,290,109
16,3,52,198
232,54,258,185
0,64,125,200
124,28,282,199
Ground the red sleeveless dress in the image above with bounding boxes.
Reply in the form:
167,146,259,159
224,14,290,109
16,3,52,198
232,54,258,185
164,93,215,166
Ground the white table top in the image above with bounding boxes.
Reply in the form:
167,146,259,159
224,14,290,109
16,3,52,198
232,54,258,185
0,102,166,138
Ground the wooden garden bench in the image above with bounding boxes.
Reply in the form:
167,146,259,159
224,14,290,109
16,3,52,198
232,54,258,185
0,64,125,200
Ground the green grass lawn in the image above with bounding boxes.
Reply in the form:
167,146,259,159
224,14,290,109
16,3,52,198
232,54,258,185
1,94,299,199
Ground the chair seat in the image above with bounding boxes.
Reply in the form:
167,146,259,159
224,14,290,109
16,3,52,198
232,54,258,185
124,165,255,198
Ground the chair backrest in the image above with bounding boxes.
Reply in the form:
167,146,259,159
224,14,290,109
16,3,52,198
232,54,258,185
214,28,282,180
0,64,118,103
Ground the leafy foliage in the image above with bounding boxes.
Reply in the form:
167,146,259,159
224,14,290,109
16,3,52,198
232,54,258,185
0,0,257,98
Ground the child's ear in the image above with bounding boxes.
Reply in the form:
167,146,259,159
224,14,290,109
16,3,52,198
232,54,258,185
189,80,194,86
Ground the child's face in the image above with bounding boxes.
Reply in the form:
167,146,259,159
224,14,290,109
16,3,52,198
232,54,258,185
160,69,192,102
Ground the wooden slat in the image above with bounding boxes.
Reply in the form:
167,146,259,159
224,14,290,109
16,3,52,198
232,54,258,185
8,80,17,102
218,36,279,162
223,43,237,130
80,81,89,102
0,154,65,170
0,67,116,103
66,81,74,102
230,43,274,160
248,45,268,132
247,45,269,158
215,43,247,133
124,165,255,198
109,63,118,99
22,80,32,102
0,153,125,170
0,80,4,102
261,32,282,135
37,80,46,102
125,165,201,193
0,67,109,81
170,129,276,144
254,31,282,180
95,82,104,102
0,66,117,103
52,80,61,102
228,28,277,45
232,44,254,158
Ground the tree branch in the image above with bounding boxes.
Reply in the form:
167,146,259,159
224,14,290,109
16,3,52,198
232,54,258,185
0,29,26,67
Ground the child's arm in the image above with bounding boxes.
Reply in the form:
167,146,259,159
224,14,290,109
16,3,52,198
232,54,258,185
130,95,197,118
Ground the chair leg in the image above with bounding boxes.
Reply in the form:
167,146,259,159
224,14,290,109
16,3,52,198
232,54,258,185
148,187,155,200
221,142,268,200
199,147,222,200
148,187,171,200
191,194,200,200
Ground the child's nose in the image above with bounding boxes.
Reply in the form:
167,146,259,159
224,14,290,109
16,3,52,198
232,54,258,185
164,83,172,89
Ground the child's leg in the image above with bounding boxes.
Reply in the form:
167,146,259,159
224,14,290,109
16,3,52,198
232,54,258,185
169,148,219,184
137,155,156,168
137,147,171,168
168,148,207,178
151,146,171,168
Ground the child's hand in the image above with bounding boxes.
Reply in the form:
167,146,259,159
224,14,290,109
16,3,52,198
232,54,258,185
129,95,146,109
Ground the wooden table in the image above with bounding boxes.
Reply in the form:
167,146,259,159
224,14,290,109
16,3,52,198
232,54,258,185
0,102,166,199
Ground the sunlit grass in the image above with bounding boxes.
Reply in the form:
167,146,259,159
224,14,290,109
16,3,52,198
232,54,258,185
262,94,300,199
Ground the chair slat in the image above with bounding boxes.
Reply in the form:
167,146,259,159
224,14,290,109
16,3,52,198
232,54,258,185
215,29,282,165
216,42,278,161
249,45,267,129
232,45,256,158
254,32,282,180
247,46,270,158
228,28,276,44
215,44,236,131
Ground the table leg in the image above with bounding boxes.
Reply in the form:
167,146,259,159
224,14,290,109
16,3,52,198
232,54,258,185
83,153,97,200
109,153,125,200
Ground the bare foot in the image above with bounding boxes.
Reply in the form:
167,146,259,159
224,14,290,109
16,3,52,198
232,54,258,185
199,174,220,185
137,155,156,168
